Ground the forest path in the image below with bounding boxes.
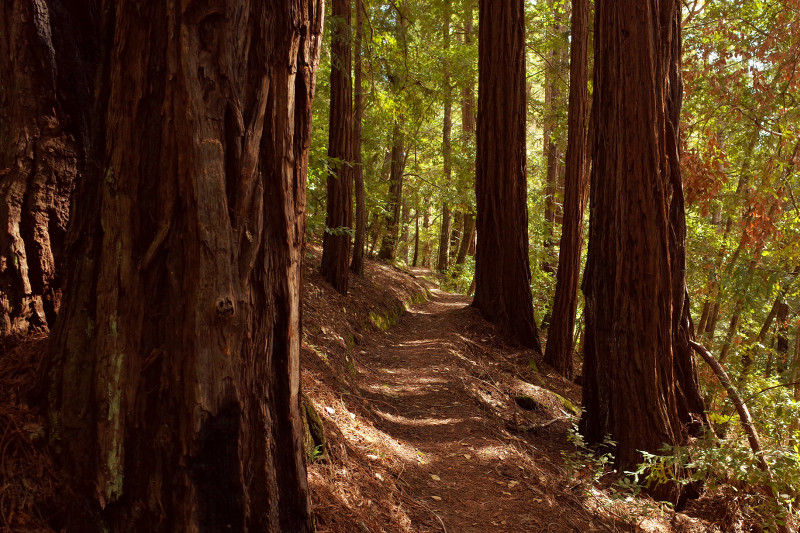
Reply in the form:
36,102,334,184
350,280,598,533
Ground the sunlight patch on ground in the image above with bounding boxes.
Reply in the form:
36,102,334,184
374,410,463,428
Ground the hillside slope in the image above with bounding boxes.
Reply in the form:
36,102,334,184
300,246,726,533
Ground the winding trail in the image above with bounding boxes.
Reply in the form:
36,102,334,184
354,286,578,532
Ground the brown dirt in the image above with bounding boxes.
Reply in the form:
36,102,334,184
301,247,725,533
0,243,765,532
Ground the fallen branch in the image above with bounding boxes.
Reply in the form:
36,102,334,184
689,340,771,478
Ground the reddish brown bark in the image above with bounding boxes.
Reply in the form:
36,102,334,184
580,0,706,486
322,0,354,294
544,0,590,379
47,3,323,531
0,0,76,338
436,1,454,273
455,212,475,265
378,122,405,261
541,1,567,275
351,0,367,276
473,0,542,353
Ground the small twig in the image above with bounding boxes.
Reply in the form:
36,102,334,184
400,493,448,533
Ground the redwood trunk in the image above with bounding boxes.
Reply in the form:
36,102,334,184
0,0,76,338
541,1,567,274
455,212,475,265
544,0,589,379
436,0,454,273
580,0,706,486
321,0,354,294
350,0,367,276
473,0,542,353
47,3,323,531
378,122,405,261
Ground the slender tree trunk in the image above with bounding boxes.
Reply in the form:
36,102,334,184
448,210,463,260
775,300,790,373
541,1,567,275
474,0,543,353
351,0,367,276
0,0,77,338
543,0,589,379
580,0,706,492
455,213,475,265
421,198,433,267
322,0,354,294
436,0,453,272
378,122,405,261
413,208,420,266
461,0,476,136
794,328,800,403
701,136,757,345
398,202,412,263
46,4,323,531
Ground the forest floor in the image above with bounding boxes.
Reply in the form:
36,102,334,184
301,246,741,533
0,244,761,532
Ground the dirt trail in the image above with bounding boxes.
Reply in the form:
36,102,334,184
304,261,711,533
351,285,599,532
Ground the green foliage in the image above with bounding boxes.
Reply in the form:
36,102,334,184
437,258,474,295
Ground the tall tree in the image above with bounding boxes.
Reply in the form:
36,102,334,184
378,121,406,260
473,0,543,353
46,3,323,531
544,0,590,378
0,0,77,338
580,0,706,488
322,0,354,294
541,0,568,274
350,0,368,276
436,0,454,272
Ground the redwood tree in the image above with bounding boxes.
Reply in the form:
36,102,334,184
350,0,367,276
322,0,354,294
436,0,454,273
473,0,542,353
580,0,706,487
46,3,323,531
0,0,77,338
378,121,405,261
544,0,590,378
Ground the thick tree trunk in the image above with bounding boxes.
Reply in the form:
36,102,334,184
350,0,367,276
0,0,77,338
543,0,589,379
47,3,323,531
580,0,706,489
321,0,354,294
474,0,543,353
378,122,405,261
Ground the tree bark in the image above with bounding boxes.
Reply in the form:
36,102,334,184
580,0,706,489
0,0,77,339
378,122,405,261
473,0,543,353
436,0,453,273
322,0,354,294
541,1,567,275
398,202,412,263
543,0,590,379
455,212,475,265
350,0,367,276
46,3,323,531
